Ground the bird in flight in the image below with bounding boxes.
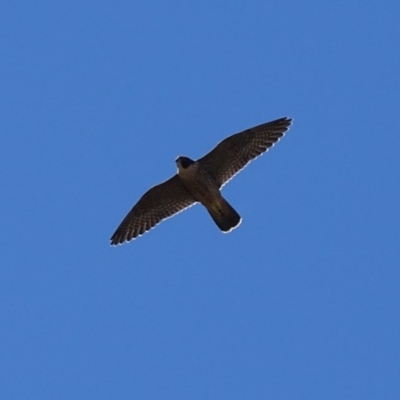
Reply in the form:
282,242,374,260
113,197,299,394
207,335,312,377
110,117,292,245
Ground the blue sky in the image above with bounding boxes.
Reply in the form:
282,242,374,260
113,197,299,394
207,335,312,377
1,1,400,399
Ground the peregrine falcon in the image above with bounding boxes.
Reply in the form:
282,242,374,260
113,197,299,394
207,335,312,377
110,117,292,245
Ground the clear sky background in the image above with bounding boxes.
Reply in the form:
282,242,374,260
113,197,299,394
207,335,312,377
1,1,400,399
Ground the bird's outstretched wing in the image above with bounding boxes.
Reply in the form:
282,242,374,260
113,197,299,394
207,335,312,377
110,175,196,245
198,117,292,188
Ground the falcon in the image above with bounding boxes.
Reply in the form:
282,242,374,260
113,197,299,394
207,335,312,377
110,117,292,245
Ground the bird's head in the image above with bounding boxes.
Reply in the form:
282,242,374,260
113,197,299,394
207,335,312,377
175,156,195,170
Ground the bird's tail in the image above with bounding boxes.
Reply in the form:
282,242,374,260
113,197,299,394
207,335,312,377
207,197,241,233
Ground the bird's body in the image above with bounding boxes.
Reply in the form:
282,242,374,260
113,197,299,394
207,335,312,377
110,117,292,245
176,157,241,232
176,158,220,206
